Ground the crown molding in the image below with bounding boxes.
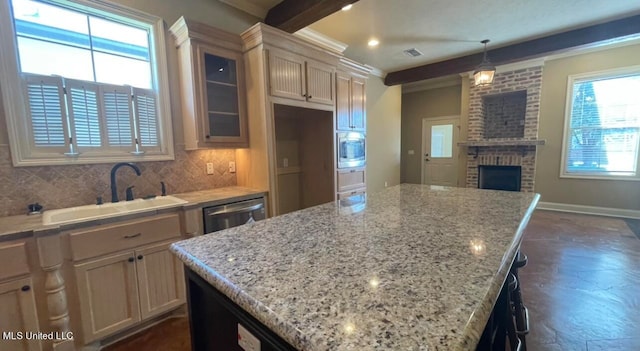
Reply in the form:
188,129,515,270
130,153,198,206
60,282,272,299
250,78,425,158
366,65,385,78
218,0,268,18
294,27,348,54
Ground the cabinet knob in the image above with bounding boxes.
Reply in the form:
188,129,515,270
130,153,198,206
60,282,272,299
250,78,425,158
137,255,144,260
128,257,135,263
205,135,210,139
302,94,307,98
308,95,312,99
21,285,30,292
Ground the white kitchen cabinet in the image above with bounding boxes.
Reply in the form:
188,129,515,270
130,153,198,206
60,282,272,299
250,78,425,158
336,71,366,132
68,213,185,343
0,277,41,351
0,241,41,351
74,251,140,342
269,48,335,106
74,240,185,343
135,241,185,320
170,17,248,149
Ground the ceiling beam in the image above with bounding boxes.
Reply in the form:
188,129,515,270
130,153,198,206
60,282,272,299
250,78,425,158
384,14,640,86
265,0,359,33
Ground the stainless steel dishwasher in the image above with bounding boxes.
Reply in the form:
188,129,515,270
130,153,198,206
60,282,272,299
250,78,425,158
203,197,266,234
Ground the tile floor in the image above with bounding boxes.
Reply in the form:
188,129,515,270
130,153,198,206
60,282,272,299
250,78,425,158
103,210,640,351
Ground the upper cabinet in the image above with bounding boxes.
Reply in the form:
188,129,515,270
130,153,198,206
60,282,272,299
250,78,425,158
336,70,366,132
170,17,248,149
269,48,335,106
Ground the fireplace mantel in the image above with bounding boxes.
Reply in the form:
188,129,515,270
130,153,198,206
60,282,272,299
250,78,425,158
458,140,546,147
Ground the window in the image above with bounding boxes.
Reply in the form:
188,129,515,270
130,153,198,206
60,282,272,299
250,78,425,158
0,0,173,166
561,66,640,180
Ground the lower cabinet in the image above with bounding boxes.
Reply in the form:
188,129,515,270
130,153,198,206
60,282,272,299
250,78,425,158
75,240,185,343
0,277,41,351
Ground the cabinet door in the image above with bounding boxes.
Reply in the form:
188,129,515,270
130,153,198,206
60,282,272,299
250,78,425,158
135,241,185,320
305,60,334,105
199,46,248,144
75,252,140,343
335,72,351,130
269,49,306,101
350,77,366,131
0,277,41,351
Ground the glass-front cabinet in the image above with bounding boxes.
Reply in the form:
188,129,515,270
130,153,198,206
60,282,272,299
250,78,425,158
170,17,248,149
200,49,246,143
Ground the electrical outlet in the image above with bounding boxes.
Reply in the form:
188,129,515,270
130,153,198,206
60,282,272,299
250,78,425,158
283,158,289,168
384,181,388,187
408,150,415,155
229,161,236,173
206,163,214,175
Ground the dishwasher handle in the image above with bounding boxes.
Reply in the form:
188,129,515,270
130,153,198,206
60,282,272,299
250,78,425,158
206,202,264,217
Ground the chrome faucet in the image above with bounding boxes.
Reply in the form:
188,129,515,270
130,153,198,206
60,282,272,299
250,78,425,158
110,162,141,203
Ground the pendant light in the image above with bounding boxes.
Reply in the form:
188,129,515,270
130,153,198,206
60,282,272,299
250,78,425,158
473,39,496,86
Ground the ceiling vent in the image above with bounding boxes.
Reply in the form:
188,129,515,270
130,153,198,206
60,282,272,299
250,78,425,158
403,48,423,57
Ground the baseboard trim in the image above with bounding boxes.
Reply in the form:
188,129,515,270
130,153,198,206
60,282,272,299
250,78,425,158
537,201,640,219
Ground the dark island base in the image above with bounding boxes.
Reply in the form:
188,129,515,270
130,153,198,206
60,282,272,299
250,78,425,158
186,268,297,350
186,267,518,351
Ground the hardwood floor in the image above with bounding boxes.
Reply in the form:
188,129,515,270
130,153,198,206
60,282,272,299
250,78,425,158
103,210,640,351
521,211,640,351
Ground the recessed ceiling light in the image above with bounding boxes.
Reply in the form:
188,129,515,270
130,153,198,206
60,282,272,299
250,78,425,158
341,4,352,11
368,38,379,47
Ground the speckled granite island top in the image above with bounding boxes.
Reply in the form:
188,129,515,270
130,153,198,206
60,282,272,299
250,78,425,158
170,184,540,351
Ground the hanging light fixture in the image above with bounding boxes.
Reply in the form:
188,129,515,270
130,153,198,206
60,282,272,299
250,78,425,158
474,39,496,86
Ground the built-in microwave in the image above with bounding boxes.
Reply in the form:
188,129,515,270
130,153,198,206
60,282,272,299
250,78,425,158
337,132,365,168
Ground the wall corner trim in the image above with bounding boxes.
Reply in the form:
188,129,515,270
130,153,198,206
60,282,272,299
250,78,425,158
537,201,640,219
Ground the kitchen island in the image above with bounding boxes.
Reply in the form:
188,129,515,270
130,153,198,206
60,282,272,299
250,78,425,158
170,184,540,350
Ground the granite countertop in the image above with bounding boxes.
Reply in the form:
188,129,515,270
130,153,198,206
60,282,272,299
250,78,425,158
0,186,266,242
171,184,540,351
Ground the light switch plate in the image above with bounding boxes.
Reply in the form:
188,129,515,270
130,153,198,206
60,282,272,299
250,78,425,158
238,323,260,351
229,161,236,173
408,150,415,155
206,163,214,175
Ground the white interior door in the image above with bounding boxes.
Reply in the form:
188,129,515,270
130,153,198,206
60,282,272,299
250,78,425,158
422,117,460,186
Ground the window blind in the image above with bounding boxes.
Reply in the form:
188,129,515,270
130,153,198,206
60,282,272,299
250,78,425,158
566,75,640,176
102,85,134,148
66,79,101,147
24,74,67,147
133,88,159,148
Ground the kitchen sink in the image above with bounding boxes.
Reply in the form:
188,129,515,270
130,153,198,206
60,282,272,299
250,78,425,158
43,196,188,225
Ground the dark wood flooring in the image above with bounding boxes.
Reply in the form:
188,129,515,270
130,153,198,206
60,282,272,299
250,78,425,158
102,210,640,351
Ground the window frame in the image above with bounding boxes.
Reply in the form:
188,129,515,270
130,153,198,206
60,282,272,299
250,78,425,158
0,0,174,166
560,65,640,181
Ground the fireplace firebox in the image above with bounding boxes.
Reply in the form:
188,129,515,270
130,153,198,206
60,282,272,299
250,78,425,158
478,165,522,192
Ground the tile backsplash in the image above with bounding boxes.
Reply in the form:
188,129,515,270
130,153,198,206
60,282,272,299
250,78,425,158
0,144,236,217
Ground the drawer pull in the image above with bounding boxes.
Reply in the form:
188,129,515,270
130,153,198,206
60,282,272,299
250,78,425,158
21,285,30,292
124,233,142,239
137,255,144,260
128,257,135,263
350,169,356,173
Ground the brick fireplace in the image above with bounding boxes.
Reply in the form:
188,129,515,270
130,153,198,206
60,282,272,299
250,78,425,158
462,66,544,192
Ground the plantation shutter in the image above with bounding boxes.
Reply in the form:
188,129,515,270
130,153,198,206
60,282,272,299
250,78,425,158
132,87,159,151
23,74,69,151
101,85,135,148
65,79,102,149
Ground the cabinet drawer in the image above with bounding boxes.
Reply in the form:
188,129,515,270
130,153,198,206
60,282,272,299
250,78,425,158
69,213,181,261
337,187,366,200
0,242,30,281
337,168,366,192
